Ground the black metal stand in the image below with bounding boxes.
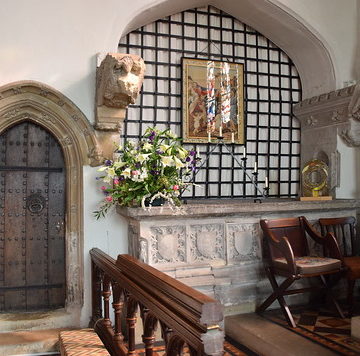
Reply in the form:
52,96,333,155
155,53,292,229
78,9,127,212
184,136,269,200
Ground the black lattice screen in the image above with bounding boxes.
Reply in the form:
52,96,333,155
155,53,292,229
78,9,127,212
118,5,301,199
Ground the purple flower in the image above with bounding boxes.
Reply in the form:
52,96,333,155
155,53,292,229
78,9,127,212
156,150,163,155
189,150,196,156
148,131,156,142
186,157,191,162
135,162,141,168
105,159,113,166
119,176,125,181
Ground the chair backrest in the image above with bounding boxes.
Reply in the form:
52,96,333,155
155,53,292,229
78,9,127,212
260,217,309,259
319,216,356,257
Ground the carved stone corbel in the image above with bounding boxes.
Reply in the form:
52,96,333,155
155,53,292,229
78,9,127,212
95,53,145,130
94,53,146,159
349,82,360,121
340,119,360,147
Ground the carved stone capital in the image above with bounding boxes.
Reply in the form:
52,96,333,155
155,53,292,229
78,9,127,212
95,53,145,131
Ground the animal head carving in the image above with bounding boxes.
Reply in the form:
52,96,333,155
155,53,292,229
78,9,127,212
97,53,145,108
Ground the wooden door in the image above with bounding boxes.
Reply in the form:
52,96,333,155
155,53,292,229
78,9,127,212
0,121,66,312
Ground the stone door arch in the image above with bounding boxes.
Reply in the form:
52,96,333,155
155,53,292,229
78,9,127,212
0,81,101,320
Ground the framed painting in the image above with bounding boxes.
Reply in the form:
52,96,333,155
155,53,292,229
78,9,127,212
181,57,244,144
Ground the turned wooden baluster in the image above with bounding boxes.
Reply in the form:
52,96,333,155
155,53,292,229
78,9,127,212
166,335,186,356
112,282,124,348
142,312,158,356
126,297,138,355
160,321,173,349
89,262,103,327
188,345,199,356
102,275,112,330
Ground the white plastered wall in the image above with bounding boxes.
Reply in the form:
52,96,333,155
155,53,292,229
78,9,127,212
0,0,358,326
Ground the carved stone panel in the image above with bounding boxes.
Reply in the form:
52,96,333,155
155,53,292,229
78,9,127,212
226,223,261,263
139,238,148,264
149,225,186,264
189,223,225,264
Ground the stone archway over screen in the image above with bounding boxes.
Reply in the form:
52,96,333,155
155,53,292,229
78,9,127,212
121,0,335,99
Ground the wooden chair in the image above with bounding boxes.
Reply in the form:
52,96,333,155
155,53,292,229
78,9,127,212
319,216,360,316
257,216,345,327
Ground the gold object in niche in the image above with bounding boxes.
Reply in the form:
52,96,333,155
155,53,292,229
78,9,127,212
301,159,330,198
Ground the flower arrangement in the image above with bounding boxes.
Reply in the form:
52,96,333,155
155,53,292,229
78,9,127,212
94,127,200,219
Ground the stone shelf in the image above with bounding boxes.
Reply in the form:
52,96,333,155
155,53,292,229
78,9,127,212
117,198,360,219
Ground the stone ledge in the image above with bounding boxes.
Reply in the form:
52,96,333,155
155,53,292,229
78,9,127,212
117,199,360,219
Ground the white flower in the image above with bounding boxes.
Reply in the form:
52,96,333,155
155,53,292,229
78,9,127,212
160,144,170,153
161,155,174,167
177,147,188,159
122,168,131,177
137,153,151,162
140,170,148,180
113,161,127,169
174,156,185,169
97,166,108,172
107,167,116,178
102,175,111,184
167,130,177,139
142,142,153,151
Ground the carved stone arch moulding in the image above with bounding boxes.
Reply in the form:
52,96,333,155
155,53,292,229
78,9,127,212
0,80,101,320
0,80,103,166
121,0,336,98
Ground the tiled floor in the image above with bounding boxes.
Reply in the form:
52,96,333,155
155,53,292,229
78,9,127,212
225,313,340,356
264,307,360,355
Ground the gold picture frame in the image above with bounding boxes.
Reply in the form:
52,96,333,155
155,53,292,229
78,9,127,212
182,57,244,144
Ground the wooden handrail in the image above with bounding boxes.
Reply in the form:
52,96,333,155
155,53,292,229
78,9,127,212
90,248,224,356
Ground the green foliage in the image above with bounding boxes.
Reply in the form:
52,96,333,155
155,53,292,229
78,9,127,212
94,127,200,219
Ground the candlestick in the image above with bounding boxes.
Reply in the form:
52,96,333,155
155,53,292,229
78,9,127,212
219,125,222,137
243,146,246,158
265,176,268,188
231,132,235,143
208,131,211,142
254,161,257,173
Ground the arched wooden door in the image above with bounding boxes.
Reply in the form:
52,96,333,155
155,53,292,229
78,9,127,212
0,121,66,311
